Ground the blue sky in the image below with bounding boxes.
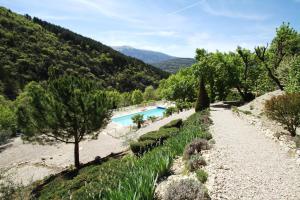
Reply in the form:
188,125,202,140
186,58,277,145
1,0,300,57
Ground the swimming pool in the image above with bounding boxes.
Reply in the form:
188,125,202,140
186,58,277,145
112,107,166,126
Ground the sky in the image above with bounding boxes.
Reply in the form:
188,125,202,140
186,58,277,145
1,0,300,58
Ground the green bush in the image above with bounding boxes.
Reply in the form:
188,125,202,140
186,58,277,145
160,119,183,129
195,169,208,183
138,128,178,142
164,107,177,117
265,93,300,137
130,140,155,155
36,111,210,200
0,96,17,144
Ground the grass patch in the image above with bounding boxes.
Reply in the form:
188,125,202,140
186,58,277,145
31,111,210,200
195,169,208,183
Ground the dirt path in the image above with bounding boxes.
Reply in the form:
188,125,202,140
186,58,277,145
206,106,300,200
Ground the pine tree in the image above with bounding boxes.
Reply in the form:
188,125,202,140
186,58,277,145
195,76,210,112
16,75,112,169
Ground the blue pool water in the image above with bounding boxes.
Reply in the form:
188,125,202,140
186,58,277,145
112,107,166,126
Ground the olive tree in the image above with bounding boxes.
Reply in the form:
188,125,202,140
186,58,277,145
16,75,112,169
255,23,300,90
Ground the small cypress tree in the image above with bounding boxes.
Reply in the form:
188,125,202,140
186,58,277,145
195,76,210,112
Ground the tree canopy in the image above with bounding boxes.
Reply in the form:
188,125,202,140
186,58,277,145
16,75,113,168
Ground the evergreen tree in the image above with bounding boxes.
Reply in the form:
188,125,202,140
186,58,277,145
195,76,210,112
16,75,112,169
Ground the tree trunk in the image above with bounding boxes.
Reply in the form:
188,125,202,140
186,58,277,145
74,141,80,169
137,122,141,129
264,63,284,90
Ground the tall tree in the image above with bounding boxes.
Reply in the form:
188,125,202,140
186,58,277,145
195,76,210,112
255,23,300,90
16,76,112,169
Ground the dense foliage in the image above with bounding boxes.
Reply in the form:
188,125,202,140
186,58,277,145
152,58,196,73
265,93,300,137
16,75,112,168
0,95,16,144
158,23,300,103
34,111,211,200
0,7,168,99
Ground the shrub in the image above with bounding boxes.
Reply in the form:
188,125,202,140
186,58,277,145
186,154,207,172
164,107,177,117
147,116,157,122
160,119,183,129
163,178,210,200
265,93,300,137
195,169,208,183
138,128,178,142
183,139,209,160
129,140,155,155
0,96,17,144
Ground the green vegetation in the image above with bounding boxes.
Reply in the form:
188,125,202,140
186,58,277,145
32,111,211,199
160,119,183,129
147,115,158,122
158,23,300,104
0,95,16,144
131,89,144,105
265,93,300,137
16,75,112,169
130,127,179,155
152,58,196,73
195,169,208,183
164,106,177,117
0,7,168,99
195,77,210,112
131,114,144,129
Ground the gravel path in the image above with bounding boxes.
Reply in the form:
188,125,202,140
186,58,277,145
206,106,300,200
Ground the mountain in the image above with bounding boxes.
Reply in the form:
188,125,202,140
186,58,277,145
152,58,196,73
113,46,175,64
0,7,168,99
112,46,195,73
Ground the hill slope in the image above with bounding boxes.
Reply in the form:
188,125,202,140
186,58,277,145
152,58,195,73
0,7,168,99
113,46,175,64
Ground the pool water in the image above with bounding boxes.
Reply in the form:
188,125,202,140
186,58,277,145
112,107,166,126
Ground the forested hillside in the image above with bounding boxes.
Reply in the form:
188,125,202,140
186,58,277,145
152,58,196,73
0,7,168,99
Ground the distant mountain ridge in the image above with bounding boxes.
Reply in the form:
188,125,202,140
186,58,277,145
112,46,175,64
113,46,195,73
